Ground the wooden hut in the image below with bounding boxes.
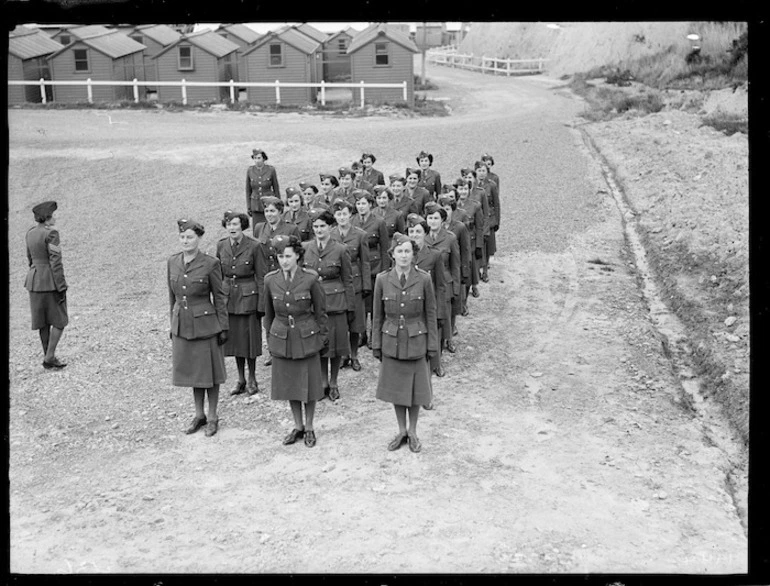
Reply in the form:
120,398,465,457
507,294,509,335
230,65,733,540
240,26,321,106
347,23,419,106
8,27,62,104
51,24,112,46
46,31,147,103
322,26,357,82
127,25,181,85
152,31,240,104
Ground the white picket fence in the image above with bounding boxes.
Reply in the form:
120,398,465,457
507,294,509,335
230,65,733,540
7,78,409,106
427,46,549,75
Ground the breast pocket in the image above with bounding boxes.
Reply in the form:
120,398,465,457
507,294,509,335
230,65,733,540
382,294,399,315
188,277,209,295
293,290,312,312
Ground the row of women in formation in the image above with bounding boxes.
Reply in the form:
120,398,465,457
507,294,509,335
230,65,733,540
24,150,501,455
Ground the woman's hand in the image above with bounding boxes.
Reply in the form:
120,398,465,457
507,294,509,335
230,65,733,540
56,290,67,304
347,311,355,325
217,331,229,345
427,351,437,361
475,247,483,259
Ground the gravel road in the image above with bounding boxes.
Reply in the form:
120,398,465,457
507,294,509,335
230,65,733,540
8,62,747,573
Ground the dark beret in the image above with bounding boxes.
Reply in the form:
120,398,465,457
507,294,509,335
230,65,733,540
437,193,456,206
178,218,204,233
461,167,476,177
389,232,412,253
223,209,238,224
252,148,268,160
260,195,281,208
474,160,487,170
286,187,300,198
361,153,377,163
423,202,442,216
338,167,354,177
351,161,363,171
416,151,433,165
271,234,290,252
481,153,495,165
332,198,355,212
389,174,405,184
406,213,425,226
405,167,422,178
32,200,57,218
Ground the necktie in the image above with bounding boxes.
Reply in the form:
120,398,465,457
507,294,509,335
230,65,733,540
292,211,296,222
400,273,406,287
318,241,324,253
284,271,292,284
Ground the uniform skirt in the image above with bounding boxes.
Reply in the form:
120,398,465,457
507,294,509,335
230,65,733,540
486,230,497,258
349,291,366,334
29,291,68,330
172,335,227,388
224,313,262,358
321,312,350,358
469,250,480,286
270,353,324,402
376,356,432,407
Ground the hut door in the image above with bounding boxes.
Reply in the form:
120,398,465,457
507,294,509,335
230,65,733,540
221,54,235,100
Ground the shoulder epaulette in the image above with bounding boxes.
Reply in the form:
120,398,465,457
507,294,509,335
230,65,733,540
265,268,281,278
415,266,430,275
301,267,319,277
218,236,228,242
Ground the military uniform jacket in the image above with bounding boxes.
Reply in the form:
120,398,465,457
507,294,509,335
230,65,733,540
216,235,266,315
353,177,375,194
477,178,501,231
331,225,371,295
264,267,328,360
372,267,439,360
405,186,433,216
470,185,491,236
373,206,405,239
415,243,445,306
417,168,442,198
168,252,229,340
352,212,391,276
426,226,462,298
25,224,67,292
283,208,312,241
445,218,471,284
307,192,334,211
253,220,301,275
362,166,385,186
302,239,356,314
331,186,356,206
391,194,418,218
488,170,500,193
457,197,484,251
246,164,280,214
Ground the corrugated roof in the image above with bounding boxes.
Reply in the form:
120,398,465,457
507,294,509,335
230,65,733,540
218,23,261,44
154,30,240,59
10,25,37,37
244,26,320,57
49,30,145,60
347,23,419,55
135,24,181,47
295,23,328,43
9,30,63,60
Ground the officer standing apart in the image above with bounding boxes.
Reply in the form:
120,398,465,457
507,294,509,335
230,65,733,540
246,148,280,226
25,200,68,369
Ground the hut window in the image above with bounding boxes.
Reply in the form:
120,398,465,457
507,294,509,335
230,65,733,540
178,45,193,70
269,43,283,67
337,39,346,55
74,49,90,72
374,42,389,66
59,34,71,45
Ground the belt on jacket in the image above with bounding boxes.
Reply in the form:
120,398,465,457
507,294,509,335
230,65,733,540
274,314,314,328
386,315,423,329
226,275,255,282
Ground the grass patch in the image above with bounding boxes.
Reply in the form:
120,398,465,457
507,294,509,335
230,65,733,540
414,74,439,91
700,111,748,136
570,76,665,122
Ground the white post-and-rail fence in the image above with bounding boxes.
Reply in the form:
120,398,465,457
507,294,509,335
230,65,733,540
426,46,549,76
7,79,410,107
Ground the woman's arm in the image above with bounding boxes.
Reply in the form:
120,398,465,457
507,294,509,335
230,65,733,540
210,259,229,333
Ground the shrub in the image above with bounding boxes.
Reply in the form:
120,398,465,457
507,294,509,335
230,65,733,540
700,111,748,135
414,74,438,90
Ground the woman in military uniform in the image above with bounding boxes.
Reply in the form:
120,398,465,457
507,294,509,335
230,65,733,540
351,160,375,194
283,187,312,242
405,167,433,215
481,153,500,193
246,148,280,225
216,211,267,397
264,235,328,448
168,219,229,438
463,167,490,283
416,151,442,198
352,190,390,349
424,202,461,377
302,210,355,402
25,200,68,369
373,186,406,240
299,182,319,209
308,174,338,211
438,192,471,340
332,167,356,206
455,177,484,305
389,174,418,218
360,152,385,187
372,233,438,453
475,160,500,276
331,198,371,372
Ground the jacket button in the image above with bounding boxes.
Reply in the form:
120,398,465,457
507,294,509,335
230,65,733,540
182,286,186,289
184,274,187,277
401,303,404,306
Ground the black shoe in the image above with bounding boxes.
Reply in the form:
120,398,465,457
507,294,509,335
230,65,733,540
329,386,340,401
388,432,408,451
423,402,434,411
264,356,272,366
408,434,422,453
204,419,219,437
452,327,459,337
445,340,457,354
230,381,247,396
282,428,305,445
341,357,351,369
461,307,470,317
320,386,330,401
246,381,259,396
481,272,489,283
433,364,445,377
304,430,317,448
185,415,207,435
42,357,67,369
471,286,480,298
351,358,362,371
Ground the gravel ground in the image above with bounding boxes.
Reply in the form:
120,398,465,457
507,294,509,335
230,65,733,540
8,63,748,573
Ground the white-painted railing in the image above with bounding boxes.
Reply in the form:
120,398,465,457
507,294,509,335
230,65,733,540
426,48,549,75
7,78,410,106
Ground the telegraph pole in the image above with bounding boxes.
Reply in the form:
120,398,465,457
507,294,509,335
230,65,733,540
421,22,427,86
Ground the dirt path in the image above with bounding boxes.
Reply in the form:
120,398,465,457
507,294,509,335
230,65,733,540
8,64,747,573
